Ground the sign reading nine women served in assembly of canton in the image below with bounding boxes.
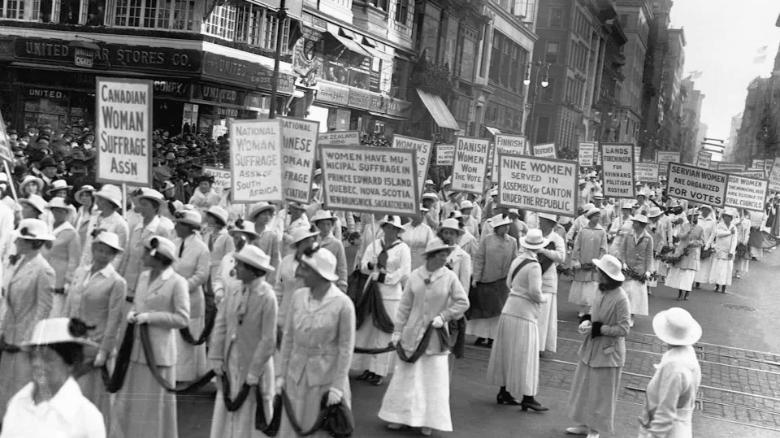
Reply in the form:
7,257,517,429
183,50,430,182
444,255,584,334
95,77,153,186
497,154,578,217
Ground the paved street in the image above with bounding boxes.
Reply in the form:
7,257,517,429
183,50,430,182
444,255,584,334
179,248,780,437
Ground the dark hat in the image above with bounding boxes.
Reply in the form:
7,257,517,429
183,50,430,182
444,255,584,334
40,156,58,169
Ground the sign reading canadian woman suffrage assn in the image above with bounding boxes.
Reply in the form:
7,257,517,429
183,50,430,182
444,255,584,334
230,119,283,203
393,135,432,195
725,174,768,212
96,77,153,185
280,117,319,203
320,145,419,216
452,137,490,194
667,162,728,207
601,143,635,198
497,154,578,217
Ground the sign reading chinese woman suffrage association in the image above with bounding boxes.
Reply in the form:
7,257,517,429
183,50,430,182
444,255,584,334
452,136,490,194
96,77,153,185
320,145,419,216
230,119,283,203
578,142,595,167
601,143,635,198
725,174,768,212
497,154,578,217
393,135,432,195
280,117,319,203
667,162,728,207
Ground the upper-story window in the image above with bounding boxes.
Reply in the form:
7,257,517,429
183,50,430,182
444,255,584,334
0,0,106,24
0,0,26,19
112,0,196,30
393,0,406,24
204,3,290,52
548,7,562,27
369,0,387,11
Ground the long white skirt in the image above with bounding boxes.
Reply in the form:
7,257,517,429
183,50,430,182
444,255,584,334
694,257,713,283
709,258,734,286
647,258,660,288
351,298,399,376
665,268,696,292
487,314,539,396
176,315,209,381
537,292,557,353
623,279,649,316
378,354,452,431
735,257,749,274
466,316,499,339
568,281,598,307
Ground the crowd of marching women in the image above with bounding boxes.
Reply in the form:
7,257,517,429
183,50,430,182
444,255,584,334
0,124,777,438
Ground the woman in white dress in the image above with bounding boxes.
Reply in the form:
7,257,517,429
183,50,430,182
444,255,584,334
44,198,82,317
401,210,436,270
274,226,318,338
74,185,97,249
734,209,752,279
666,209,703,301
569,208,608,317
693,205,717,290
378,238,469,436
618,215,653,327
536,213,566,353
708,208,738,293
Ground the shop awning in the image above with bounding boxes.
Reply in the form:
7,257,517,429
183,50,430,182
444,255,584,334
416,89,460,130
324,28,372,61
485,126,501,135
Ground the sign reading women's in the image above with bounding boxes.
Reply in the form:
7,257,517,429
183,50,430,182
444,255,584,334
497,154,578,217
280,117,319,203
725,174,768,212
95,77,153,185
578,142,595,167
601,143,635,198
230,119,283,203
667,163,728,207
452,137,489,194
318,131,360,146
392,135,432,195
320,146,419,216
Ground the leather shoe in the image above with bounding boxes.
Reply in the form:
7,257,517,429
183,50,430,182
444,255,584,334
565,426,589,435
356,370,371,381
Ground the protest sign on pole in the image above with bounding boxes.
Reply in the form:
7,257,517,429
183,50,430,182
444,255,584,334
666,162,728,207
725,174,768,212
203,166,232,191
230,119,283,203
635,162,659,183
95,77,153,186
533,143,557,158
765,159,774,178
318,131,360,146
451,136,490,194
634,145,642,162
497,153,578,217
578,142,595,167
656,151,680,171
319,145,419,216
601,143,635,198
0,111,12,163
495,134,528,155
768,158,780,192
695,150,712,169
716,162,746,173
392,135,432,195
436,144,455,165
280,117,318,203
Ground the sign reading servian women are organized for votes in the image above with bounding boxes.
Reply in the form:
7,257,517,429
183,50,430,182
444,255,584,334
230,119,283,203
601,143,635,198
320,145,419,216
667,162,728,207
497,153,578,217
451,137,490,194
95,77,153,185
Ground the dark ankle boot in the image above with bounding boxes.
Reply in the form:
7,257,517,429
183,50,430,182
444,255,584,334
683,291,690,300
721,286,727,293
694,282,700,290
520,395,549,412
677,290,683,301
496,387,520,405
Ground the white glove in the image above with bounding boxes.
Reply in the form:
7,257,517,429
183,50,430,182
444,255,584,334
126,311,137,323
432,315,445,328
275,377,285,393
578,320,592,335
134,313,150,324
390,332,401,345
573,261,582,269
327,387,343,406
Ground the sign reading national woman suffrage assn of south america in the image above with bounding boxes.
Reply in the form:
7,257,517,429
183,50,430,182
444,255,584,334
230,119,283,203
96,77,153,185
497,153,578,217
320,145,419,216
666,162,728,207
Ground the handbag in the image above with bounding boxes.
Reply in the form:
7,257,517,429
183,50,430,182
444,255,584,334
700,247,714,260
346,269,368,304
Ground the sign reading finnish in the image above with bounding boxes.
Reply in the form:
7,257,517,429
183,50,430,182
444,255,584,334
318,131,360,146
578,142,596,167
495,134,528,155
393,135,432,195
230,119,283,203
452,137,489,194
666,162,727,207
280,117,319,203
96,77,153,185
601,143,635,198
725,174,768,212
320,145,419,216
497,154,578,217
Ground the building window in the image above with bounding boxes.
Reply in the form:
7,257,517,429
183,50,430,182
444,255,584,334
0,0,25,19
113,0,194,29
203,3,236,37
393,0,407,24
204,3,290,51
549,7,562,27
513,0,535,20
369,0,387,11
545,41,558,63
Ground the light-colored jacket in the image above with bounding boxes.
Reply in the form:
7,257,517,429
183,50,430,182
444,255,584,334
620,230,654,275
578,287,631,368
446,245,472,290
473,233,517,283
540,230,566,294
1,254,55,344
638,346,701,438
502,252,544,321
119,215,173,295
173,233,210,319
44,221,81,290
401,222,435,270
80,211,129,269
360,238,411,300
274,254,304,328
203,227,235,286
319,233,349,292
674,223,703,271
130,267,190,366
709,221,738,259
573,225,608,282
395,266,469,356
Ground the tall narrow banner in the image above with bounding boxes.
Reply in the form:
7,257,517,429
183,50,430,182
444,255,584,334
666,162,728,207
230,119,283,203
280,117,319,203
319,145,419,216
695,150,712,169
95,77,153,185
203,166,232,191
768,158,780,192
452,137,489,194
635,162,659,183
495,134,528,155
656,151,681,172
497,154,578,217
594,142,602,166
601,143,635,198
725,174,768,212
578,142,595,167
392,135,432,195
533,143,557,158
436,144,455,165
318,131,360,146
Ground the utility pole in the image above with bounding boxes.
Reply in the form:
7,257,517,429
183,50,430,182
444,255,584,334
268,0,287,119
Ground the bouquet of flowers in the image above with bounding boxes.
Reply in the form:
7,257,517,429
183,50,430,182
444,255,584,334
622,265,648,283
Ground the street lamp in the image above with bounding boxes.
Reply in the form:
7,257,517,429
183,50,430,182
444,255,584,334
524,61,551,144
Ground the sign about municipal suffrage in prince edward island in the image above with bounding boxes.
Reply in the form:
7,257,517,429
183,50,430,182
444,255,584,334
320,145,419,216
96,77,153,185
497,154,578,217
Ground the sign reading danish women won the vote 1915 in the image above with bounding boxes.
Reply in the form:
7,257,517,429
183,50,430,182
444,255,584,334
451,136,490,194
667,162,728,207
230,119,283,203
95,77,153,185
601,143,635,198
280,117,319,203
320,145,419,216
497,153,578,217
725,174,768,212
392,135,432,195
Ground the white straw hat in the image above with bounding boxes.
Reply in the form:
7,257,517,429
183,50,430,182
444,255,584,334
585,207,601,218
311,209,337,223
520,228,549,250
22,318,98,348
592,254,625,282
19,175,43,193
290,226,319,246
16,218,54,241
489,214,512,228
422,192,439,201
422,238,454,255
94,184,123,208
647,206,664,218
46,197,74,211
632,214,649,224
652,307,702,346
229,219,259,239
537,212,558,223
379,215,404,231
74,184,96,201
459,200,474,210
135,187,165,205
248,202,276,220
19,194,48,214
234,245,275,273
144,235,177,261
301,248,339,282
175,209,202,228
439,218,464,234
92,230,124,252
205,206,229,226
46,179,72,195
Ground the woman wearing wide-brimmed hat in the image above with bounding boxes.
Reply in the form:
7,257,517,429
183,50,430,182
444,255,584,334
618,214,653,327
536,213,566,354
189,174,221,214
401,206,436,271
275,226,319,337
74,184,98,249
707,207,739,293
569,208,608,318
203,206,235,294
277,248,355,438
19,194,47,219
19,174,44,198
378,238,469,436
80,184,129,269
437,218,472,289
487,229,550,411
43,198,81,317
312,209,349,291
638,308,702,438
64,230,127,421
0,218,55,417
247,201,281,280
666,209,703,301
566,254,631,438
213,219,259,304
